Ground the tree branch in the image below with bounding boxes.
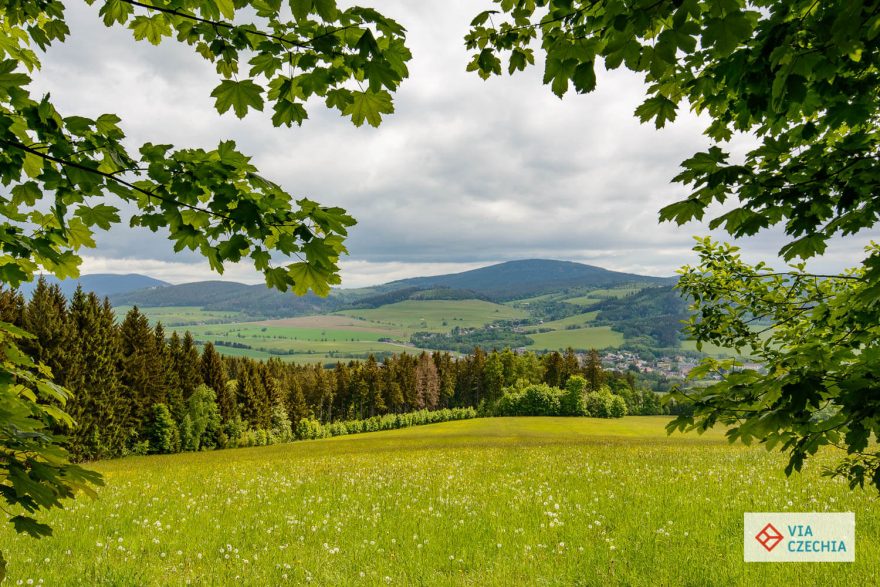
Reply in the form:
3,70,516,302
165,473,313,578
119,0,358,52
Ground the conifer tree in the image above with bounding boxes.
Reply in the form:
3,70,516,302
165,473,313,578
119,307,166,441
584,350,605,392
286,378,309,426
200,342,228,402
0,288,25,326
363,355,384,416
333,362,351,421
483,351,505,404
415,352,440,410
561,348,581,386
157,325,184,421
23,279,72,385
382,358,404,413
542,351,564,388
178,332,203,399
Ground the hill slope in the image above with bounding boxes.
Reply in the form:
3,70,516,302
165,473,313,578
380,259,669,299
20,273,168,299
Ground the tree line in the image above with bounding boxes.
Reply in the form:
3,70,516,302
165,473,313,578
0,279,669,461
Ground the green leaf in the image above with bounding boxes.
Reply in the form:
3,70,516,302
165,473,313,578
634,95,677,128
343,90,393,128
572,62,596,94
288,261,332,296
130,14,172,46
75,204,120,230
659,199,705,224
779,234,828,260
290,0,313,21
272,99,308,127
211,79,264,118
703,12,755,55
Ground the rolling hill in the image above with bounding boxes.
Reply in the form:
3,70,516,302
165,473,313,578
377,259,670,299
20,273,168,299
109,259,673,317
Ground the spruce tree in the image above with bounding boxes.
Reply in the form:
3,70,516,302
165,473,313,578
119,307,167,442
178,332,203,399
0,288,25,326
200,343,228,400
584,349,605,392
23,278,72,385
415,352,440,410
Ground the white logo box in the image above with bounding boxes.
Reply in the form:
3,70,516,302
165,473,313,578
744,512,855,562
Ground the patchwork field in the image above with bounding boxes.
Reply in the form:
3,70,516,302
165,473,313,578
526,325,625,351
2,418,876,585
337,300,529,333
114,305,247,326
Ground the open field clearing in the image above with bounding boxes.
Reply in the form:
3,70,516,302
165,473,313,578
527,325,625,350
561,295,602,307
114,305,247,326
1,418,876,585
253,315,401,334
337,300,529,333
523,312,600,333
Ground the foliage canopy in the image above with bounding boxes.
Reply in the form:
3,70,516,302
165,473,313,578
465,0,880,489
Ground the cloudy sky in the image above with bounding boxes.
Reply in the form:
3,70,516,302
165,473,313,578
33,1,873,287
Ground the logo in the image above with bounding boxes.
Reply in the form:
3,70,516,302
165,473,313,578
755,523,783,552
744,513,855,562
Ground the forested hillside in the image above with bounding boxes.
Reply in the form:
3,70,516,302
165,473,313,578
0,280,667,461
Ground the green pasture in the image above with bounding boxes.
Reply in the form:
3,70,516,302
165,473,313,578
526,325,625,350
1,417,876,585
114,305,247,326
337,300,529,333
523,311,600,333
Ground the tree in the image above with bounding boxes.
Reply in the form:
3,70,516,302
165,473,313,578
118,307,166,438
465,0,880,488
583,350,605,391
200,343,227,401
65,289,126,460
147,403,180,454
1,1,410,564
415,352,440,410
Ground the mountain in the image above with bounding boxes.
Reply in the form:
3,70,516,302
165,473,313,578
106,259,673,317
110,281,346,317
19,273,168,299
378,259,670,299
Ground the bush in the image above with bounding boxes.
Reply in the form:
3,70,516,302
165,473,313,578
560,376,588,416
494,383,564,416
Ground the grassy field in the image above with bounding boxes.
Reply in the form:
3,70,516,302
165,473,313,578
1,417,875,585
337,300,529,334
526,325,625,350
523,311,600,332
114,305,247,326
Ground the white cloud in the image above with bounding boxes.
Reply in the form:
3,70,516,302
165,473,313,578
28,1,873,288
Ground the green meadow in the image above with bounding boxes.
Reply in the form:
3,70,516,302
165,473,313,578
337,300,529,333
1,417,875,586
526,326,625,351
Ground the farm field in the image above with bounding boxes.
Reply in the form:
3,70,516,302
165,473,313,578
114,305,247,326
523,311,600,332
526,325,625,350
337,300,529,333
1,417,876,585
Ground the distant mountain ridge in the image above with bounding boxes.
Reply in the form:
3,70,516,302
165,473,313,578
106,259,674,317
378,259,669,299
19,273,168,299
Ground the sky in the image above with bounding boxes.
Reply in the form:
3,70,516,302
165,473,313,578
32,1,875,288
